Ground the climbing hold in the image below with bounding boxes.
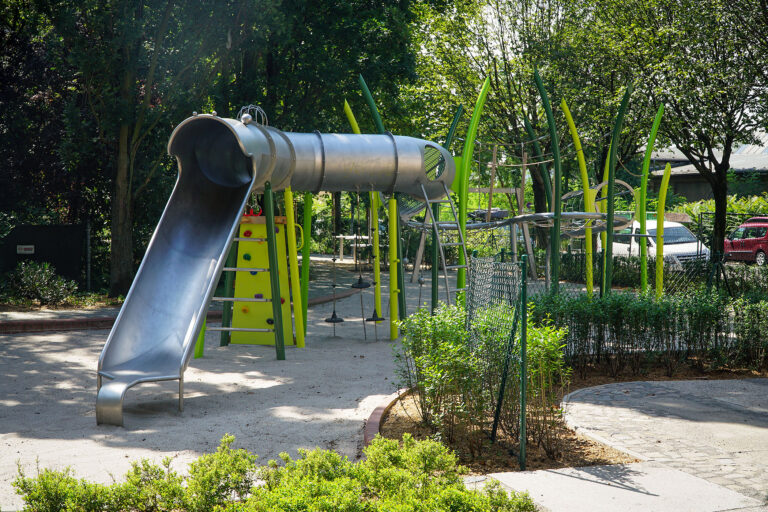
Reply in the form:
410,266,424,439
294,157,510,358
280,297,285,304
250,271,258,275
241,306,249,314
254,293,263,299
266,318,274,325
243,253,251,261
275,227,279,233
244,230,252,237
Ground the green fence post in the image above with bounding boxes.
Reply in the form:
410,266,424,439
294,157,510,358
519,254,528,471
265,182,286,360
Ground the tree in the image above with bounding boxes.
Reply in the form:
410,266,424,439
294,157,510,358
586,0,768,253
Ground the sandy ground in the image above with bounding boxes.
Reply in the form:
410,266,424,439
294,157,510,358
0,267,437,511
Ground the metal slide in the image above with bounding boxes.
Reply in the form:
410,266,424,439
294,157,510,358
97,114,455,426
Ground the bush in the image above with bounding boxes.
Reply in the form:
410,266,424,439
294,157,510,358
14,435,537,512
396,302,570,461
4,261,77,305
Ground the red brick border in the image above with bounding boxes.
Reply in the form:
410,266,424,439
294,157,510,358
364,387,411,446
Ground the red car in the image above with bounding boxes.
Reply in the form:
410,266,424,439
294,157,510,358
724,217,768,266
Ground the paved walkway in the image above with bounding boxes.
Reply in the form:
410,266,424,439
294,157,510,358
563,379,768,502
483,379,768,511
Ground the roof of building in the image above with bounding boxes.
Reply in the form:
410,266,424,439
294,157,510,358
650,131,768,176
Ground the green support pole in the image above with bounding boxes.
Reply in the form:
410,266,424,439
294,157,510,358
284,187,304,347
534,69,562,294
640,104,665,294
359,75,406,319
561,99,595,299
457,77,491,291
388,198,399,339
395,200,407,319
656,163,671,300
603,84,633,294
264,182,286,360
220,245,237,346
301,192,312,336
519,254,528,470
523,117,552,210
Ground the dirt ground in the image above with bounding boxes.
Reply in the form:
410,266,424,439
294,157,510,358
380,364,768,474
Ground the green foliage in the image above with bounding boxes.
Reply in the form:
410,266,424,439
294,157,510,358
672,194,768,220
527,288,766,377
185,434,257,512
396,302,570,460
4,261,77,305
731,298,768,371
118,457,185,512
13,435,537,512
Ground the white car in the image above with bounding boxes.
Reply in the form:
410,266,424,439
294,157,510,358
604,220,710,270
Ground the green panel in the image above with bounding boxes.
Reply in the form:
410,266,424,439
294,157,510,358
603,84,634,294
457,77,491,290
639,104,665,293
534,69,562,293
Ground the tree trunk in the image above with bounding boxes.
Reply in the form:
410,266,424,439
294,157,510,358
109,123,134,296
711,170,728,260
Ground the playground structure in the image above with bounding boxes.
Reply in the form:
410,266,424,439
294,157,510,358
96,67,682,426
96,113,457,426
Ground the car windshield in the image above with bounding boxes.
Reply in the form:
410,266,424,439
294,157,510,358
647,226,697,244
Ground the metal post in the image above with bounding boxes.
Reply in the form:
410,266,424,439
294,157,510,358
301,192,312,336
431,202,439,314
220,245,237,346
519,254,528,470
265,182,286,360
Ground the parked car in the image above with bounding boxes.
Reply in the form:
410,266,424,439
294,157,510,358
601,220,710,270
724,217,768,266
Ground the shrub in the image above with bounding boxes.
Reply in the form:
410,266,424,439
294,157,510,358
185,433,257,511
5,261,77,305
14,435,537,512
396,302,570,461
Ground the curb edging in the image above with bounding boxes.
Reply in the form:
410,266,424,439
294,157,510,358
364,387,411,446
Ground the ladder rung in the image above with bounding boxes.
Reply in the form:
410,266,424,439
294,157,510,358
443,242,463,247
436,222,458,227
222,267,269,272
207,327,273,333
211,297,270,303
445,264,467,270
428,199,452,204
233,237,267,242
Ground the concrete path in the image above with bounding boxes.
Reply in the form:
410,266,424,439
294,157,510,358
482,379,768,512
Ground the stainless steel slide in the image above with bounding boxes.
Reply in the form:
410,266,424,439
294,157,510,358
96,114,455,426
